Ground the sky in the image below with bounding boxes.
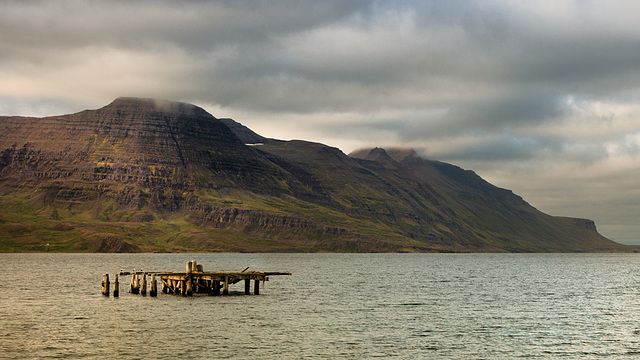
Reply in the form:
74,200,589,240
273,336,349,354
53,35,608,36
2,0,640,244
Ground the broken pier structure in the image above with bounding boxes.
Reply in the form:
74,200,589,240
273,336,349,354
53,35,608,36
103,260,291,297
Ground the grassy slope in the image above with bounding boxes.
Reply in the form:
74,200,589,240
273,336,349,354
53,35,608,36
0,185,422,252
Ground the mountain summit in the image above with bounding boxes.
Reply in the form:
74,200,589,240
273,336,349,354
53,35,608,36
0,98,628,252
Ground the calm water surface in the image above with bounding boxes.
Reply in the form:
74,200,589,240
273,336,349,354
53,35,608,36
2,253,640,359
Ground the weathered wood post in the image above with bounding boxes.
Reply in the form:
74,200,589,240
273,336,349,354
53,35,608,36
186,277,193,296
245,279,250,295
113,274,119,298
161,278,168,294
193,263,203,293
185,261,193,296
150,274,157,297
130,273,140,294
102,274,110,296
141,273,147,296
254,279,260,295
223,276,229,295
180,279,186,296
212,280,220,295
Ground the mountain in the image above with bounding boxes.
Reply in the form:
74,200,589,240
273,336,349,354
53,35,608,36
0,97,629,252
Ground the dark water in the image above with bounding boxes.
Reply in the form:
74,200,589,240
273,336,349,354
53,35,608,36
2,253,640,359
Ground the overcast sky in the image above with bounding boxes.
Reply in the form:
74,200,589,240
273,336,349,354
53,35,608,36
2,0,640,244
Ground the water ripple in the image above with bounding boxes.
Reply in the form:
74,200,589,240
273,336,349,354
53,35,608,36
2,253,640,359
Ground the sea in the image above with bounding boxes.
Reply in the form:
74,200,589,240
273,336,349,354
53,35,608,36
2,253,640,359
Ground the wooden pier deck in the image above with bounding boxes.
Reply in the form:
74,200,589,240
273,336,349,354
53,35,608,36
102,260,291,297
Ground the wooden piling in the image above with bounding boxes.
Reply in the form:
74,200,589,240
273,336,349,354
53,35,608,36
113,274,119,298
140,273,147,296
150,274,157,297
245,279,250,295
186,277,193,296
102,274,110,296
130,273,140,294
254,279,260,295
223,276,229,295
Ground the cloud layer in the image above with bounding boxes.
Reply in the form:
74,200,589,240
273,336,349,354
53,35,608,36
2,0,640,243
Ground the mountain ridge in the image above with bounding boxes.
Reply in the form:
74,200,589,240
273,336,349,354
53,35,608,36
0,98,630,252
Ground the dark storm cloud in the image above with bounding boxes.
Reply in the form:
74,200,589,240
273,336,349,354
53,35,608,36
397,94,569,141
0,0,372,50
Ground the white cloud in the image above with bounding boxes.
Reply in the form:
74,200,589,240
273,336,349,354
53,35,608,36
1,45,198,105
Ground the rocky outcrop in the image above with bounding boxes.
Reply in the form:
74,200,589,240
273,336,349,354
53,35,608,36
191,204,347,236
92,236,139,253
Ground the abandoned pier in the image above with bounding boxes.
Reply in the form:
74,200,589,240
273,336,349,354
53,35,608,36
101,260,291,297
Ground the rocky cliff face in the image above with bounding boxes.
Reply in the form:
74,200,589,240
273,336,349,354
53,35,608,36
1,98,304,207
0,98,629,252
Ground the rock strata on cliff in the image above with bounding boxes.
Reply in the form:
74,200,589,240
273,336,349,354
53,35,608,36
0,97,629,253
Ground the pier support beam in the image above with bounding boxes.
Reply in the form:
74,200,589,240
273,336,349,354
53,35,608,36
223,276,229,295
150,275,157,297
130,273,140,294
102,274,110,296
141,273,147,296
113,274,119,298
254,280,260,295
186,277,193,296
185,261,193,296
245,279,250,295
